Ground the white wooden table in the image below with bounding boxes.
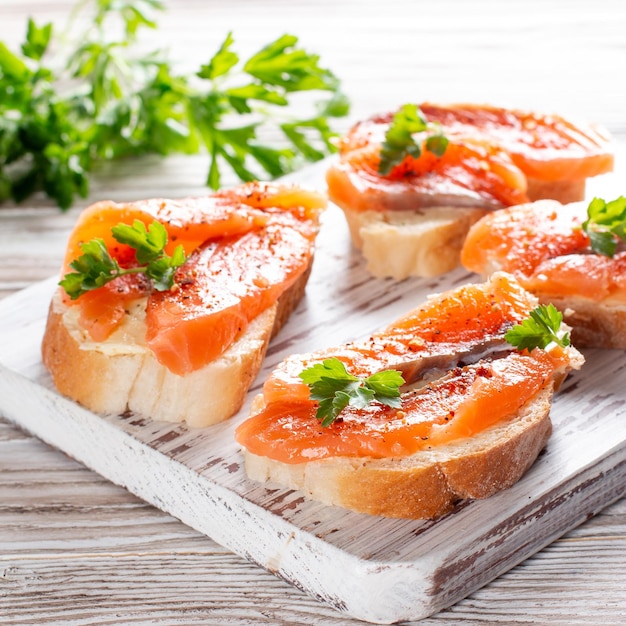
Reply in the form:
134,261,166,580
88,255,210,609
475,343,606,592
1,1,625,623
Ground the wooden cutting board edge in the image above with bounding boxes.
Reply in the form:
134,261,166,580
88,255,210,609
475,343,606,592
0,335,624,624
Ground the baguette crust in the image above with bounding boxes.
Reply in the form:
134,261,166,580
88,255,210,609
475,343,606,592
243,386,554,519
42,263,311,427
526,176,586,205
534,293,626,350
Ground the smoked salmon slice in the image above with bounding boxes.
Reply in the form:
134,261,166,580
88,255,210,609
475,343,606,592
327,112,530,212
60,182,326,374
327,103,613,214
145,216,317,375
235,273,584,464
461,199,626,303
419,103,614,183
259,272,537,405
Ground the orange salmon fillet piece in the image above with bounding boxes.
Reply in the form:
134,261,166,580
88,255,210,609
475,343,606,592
260,272,536,405
235,273,581,463
420,103,614,182
236,353,553,463
461,200,626,303
327,103,613,214
145,215,316,375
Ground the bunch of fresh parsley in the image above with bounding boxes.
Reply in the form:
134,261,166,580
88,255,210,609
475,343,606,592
0,0,349,210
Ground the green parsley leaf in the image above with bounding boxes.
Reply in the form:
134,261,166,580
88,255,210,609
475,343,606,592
243,34,339,92
581,196,626,257
365,369,407,400
0,41,31,81
299,357,404,427
378,103,448,176
21,18,53,61
425,133,448,157
60,239,121,299
146,244,187,291
59,220,186,299
587,229,617,257
505,304,571,351
197,32,239,81
111,219,168,265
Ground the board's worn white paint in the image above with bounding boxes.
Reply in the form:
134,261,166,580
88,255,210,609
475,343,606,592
2,1,626,622
0,164,625,623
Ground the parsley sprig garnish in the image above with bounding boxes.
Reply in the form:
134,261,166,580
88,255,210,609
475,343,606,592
0,1,348,210
60,220,186,300
378,103,448,176
505,304,570,351
300,306,570,424
298,357,404,427
581,196,626,257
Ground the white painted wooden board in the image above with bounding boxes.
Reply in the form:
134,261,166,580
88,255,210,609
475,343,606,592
0,161,625,624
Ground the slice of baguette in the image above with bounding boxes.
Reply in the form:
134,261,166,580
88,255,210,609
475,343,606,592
243,385,553,519
330,168,586,280
41,262,311,428
341,206,490,279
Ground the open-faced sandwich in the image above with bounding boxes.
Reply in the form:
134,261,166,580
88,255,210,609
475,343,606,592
462,196,626,350
326,103,614,279
42,182,326,427
236,273,584,519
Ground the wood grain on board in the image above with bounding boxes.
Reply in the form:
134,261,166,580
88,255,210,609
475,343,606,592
2,1,626,624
